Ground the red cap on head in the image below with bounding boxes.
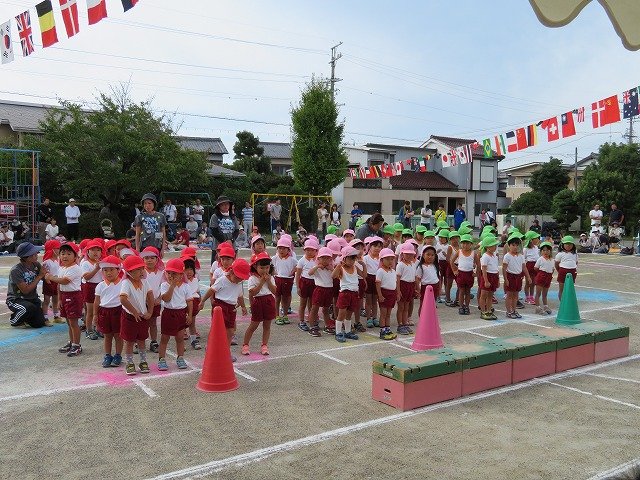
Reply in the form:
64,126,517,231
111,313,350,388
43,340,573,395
165,258,185,273
99,255,122,269
105,239,117,251
122,255,145,272
60,242,80,255
140,246,160,258
250,252,271,265
218,246,236,259
115,239,132,248
231,258,250,280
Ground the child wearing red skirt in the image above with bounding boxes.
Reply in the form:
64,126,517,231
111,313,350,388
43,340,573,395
141,246,163,353
555,236,578,301
120,255,155,375
450,235,478,315
395,243,418,335
363,237,383,328
502,235,531,319
375,248,398,340
41,239,61,323
46,242,83,357
295,239,319,329
332,246,363,343
351,237,368,333
445,231,460,307
81,240,104,340
94,255,124,367
272,238,298,327
200,258,249,363
479,237,500,320
534,241,555,315
183,258,202,350
415,245,440,316
307,247,335,337
436,230,449,304
242,252,276,355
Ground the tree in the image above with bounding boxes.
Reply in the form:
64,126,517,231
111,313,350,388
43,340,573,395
509,191,550,215
552,189,580,232
291,77,348,195
231,130,271,175
29,89,210,208
576,142,640,226
529,158,570,197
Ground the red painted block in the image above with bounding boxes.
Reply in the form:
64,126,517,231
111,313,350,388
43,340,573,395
512,351,556,383
371,372,462,411
594,336,630,363
462,360,512,396
555,343,595,372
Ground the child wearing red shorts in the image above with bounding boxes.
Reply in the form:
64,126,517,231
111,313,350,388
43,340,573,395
158,258,194,371
295,238,319,329
307,247,335,337
415,245,440,315
46,242,83,357
119,255,154,375
436,229,449,304
351,237,368,333
80,240,104,340
502,235,531,319
331,246,363,343
395,242,417,335
523,231,541,305
375,248,398,340
272,238,297,327
363,236,383,328
41,240,61,323
200,258,249,363
451,234,478,315
141,247,163,353
183,258,202,350
534,241,555,314
555,235,578,302
242,252,276,355
479,236,500,320
94,255,124,367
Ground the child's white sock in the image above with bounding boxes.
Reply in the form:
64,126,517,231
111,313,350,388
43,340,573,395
190,334,196,343
335,320,344,334
344,319,352,333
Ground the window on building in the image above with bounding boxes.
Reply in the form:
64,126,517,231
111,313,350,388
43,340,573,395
411,200,424,211
271,165,289,176
389,153,395,162
391,200,405,215
507,176,515,186
523,177,530,186
357,202,382,215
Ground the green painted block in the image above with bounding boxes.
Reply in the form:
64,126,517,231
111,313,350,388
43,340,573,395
535,327,593,349
442,342,512,369
372,350,462,383
564,321,630,342
489,333,557,359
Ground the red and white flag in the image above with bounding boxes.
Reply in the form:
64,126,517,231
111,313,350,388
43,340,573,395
15,10,34,57
1,21,14,64
540,117,560,142
392,161,403,176
456,144,473,164
59,0,80,37
591,95,621,128
87,0,107,25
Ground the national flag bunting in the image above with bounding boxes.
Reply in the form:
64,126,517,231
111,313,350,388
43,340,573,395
1,21,14,64
482,139,492,158
59,0,80,38
456,144,473,164
515,128,527,150
573,106,585,123
121,0,139,12
36,0,58,47
506,131,517,153
87,0,108,25
15,11,35,57
494,134,505,156
622,87,639,119
526,124,537,147
539,117,560,142
561,111,576,138
591,95,620,128
392,161,403,176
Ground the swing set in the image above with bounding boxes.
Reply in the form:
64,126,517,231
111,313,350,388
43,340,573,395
250,193,333,232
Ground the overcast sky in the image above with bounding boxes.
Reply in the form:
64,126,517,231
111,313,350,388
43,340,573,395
1,0,638,167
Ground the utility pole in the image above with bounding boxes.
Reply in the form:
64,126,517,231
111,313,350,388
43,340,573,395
329,42,342,101
574,147,578,190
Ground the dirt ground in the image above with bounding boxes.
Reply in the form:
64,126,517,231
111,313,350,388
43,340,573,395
0,250,638,480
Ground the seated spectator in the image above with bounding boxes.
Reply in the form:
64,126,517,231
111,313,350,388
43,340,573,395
0,223,16,254
235,226,249,249
169,225,191,251
250,225,260,238
590,229,609,254
578,233,592,253
608,222,623,246
45,218,59,241
272,223,283,247
529,219,542,234
296,224,308,247
197,221,213,244
185,216,199,239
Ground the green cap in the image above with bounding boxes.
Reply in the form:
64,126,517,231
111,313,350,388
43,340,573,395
458,226,472,236
327,225,338,235
561,235,576,245
481,236,499,248
438,229,450,239
539,241,553,249
448,230,460,239
424,230,436,238
460,234,473,243
415,225,427,234
508,226,520,234
507,233,522,243
383,225,394,235
356,218,365,228
393,223,404,232
402,228,413,236
524,230,540,242
436,220,449,229
460,220,471,228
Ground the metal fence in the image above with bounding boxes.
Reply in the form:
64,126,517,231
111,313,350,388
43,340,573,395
0,148,41,240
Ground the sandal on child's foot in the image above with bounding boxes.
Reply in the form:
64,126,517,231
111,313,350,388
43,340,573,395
261,344,269,355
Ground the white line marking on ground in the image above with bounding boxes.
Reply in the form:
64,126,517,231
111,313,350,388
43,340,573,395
587,457,640,480
233,368,257,382
585,373,640,385
465,331,496,339
0,382,109,402
386,341,415,352
522,321,552,328
581,261,640,272
316,351,349,365
543,381,640,411
582,302,640,314
0,311,11,316
576,284,640,296
133,379,158,398
147,354,640,480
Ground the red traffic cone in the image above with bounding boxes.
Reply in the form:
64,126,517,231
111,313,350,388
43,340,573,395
411,285,444,350
197,306,239,393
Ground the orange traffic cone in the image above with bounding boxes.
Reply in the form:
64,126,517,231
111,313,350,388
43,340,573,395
411,285,444,350
197,306,239,393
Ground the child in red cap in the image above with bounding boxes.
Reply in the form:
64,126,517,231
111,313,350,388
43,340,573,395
158,258,194,371
272,238,297,327
81,240,104,340
200,258,249,362
94,255,124,367
119,255,154,375
242,252,276,356
41,239,62,323
141,246,163,353
45,242,84,356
